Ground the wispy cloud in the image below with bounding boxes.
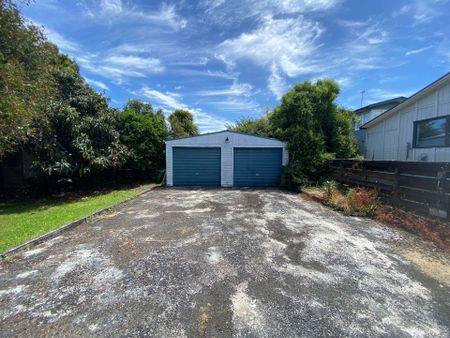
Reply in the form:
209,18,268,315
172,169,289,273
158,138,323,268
195,82,253,97
135,87,231,132
198,97,261,113
31,21,80,52
216,15,323,97
393,0,446,25
268,64,287,99
104,55,164,73
363,88,414,104
200,0,340,26
100,0,123,14
84,1,187,30
405,45,433,56
75,50,165,84
84,77,109,91
217,16,323,74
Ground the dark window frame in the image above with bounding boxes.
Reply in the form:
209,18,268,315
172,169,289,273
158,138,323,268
413,115,450,148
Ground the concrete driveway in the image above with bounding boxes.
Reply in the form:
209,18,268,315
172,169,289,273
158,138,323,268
1,188,449,337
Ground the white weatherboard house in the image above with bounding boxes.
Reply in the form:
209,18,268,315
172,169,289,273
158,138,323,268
362,72,450,162
165,131,288,187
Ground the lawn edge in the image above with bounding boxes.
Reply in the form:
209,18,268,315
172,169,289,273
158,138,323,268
0,184,161,259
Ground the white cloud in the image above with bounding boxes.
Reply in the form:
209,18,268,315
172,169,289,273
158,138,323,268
100,0,123,14
405,45,433,56
217,15,323,81
393,0,446,25
437,40,450,64
152,3,187,30
200,0,340,26
135,87,230,132
201,98,261,113
137,87,182,110
31,21,80,52
86,1,187,30
176,68,238,80
364,88,413,103
76,51,164,84
104,55,164,72
217,16,323,73
327,19,397,73
268,64,287,99
196,82,253,97
357,22,388,45
84,77,109,91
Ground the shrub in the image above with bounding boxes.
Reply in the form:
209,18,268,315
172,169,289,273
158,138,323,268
281,165,309,191
271,80,357,189
347,187,379,215
323,180,337,201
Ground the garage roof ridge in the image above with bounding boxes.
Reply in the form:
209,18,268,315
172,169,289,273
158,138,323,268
165,130,284,143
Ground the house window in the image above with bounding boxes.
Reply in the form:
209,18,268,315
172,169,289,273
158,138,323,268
414,116,450,148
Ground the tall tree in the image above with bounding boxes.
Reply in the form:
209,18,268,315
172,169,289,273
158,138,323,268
168,109,199,138
30,51,129,178
270,80,357,186
123,99,154,115
118,99,168,174
0,0,55,158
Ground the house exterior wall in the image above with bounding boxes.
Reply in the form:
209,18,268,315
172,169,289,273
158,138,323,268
365,82,450,161
355,103,402,156
165,131,288,187
355,105,398,130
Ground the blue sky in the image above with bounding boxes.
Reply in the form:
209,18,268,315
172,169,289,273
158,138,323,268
22,0,450,132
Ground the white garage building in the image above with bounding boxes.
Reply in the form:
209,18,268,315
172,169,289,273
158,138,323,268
362,72,450,162
165,131,288,187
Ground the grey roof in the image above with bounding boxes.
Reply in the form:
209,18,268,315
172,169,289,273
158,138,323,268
361,72,450,129
354,97,407,114
165,130,283,143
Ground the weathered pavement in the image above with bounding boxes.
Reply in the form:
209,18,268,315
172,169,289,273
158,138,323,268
1,188,449,337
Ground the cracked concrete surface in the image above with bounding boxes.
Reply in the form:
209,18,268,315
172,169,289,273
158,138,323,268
0,188,449,337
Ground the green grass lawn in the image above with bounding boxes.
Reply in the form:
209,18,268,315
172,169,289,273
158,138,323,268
0,185,149,253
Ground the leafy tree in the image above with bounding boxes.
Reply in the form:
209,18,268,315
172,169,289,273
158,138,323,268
30,50,128,178
334,107,358,158
123,99,154,115
270,80,357,188
118,99,168,173
226,110,273,137
168,109,199,138
0,0,55,158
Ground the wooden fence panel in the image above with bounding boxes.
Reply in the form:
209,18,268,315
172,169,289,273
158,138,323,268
329,160,450,219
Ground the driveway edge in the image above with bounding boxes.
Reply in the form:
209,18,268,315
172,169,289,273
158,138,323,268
0,184,161,259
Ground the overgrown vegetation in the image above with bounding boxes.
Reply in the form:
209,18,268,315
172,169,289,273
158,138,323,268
0,1,199,192
228,80,358,189
226,109,273,137
168,109,199,138
303,182,450,251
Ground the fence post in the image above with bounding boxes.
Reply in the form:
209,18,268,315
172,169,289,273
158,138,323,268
444,163,450,219
393,167,400,202
436,164,447,218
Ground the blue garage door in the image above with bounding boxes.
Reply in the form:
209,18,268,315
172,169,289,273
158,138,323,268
173,147,221,186
233,148,282,187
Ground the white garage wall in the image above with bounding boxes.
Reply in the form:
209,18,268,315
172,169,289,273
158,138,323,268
165,131,288,187
364,80,450,162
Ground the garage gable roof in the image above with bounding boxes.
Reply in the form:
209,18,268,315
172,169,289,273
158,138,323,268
361,72,450,129
165,130,285,144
